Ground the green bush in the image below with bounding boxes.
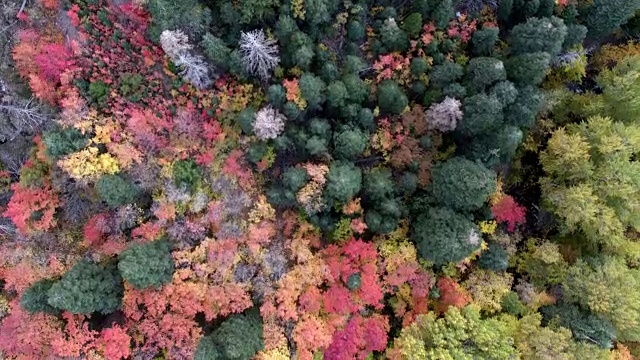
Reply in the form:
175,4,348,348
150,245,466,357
472,27,499,56
430,62,464,88
333,128,367,160
478,243,510,271
501,291,527,316
118,240,174,289
584,0,640,40
466,57,507,90
363,168,395,203
172,159,202,191
432,0,455,28
88,80,109,108
201,33,232,70
96,174,139,208
365,198,403,234
377,80,408,114
282,167,309,191
412,207,481,265
504,86,544,129
343,74,370,104
299,73,326,109
430,157,497,212
410,57,430,77
43,127,89,160
147,0,211,41
381,18,409,52
540,303,616,349
505,52,551,86
509,16,567,56
403,13,423,38
490,81,519,107
326,81,348,109
563,24,588,49
324,162,362,204
459,93,504,135
267,85,286,108
195,310,264,360
347,21,366,41
20,279,57,314
47,260,123,314
237,107,256,135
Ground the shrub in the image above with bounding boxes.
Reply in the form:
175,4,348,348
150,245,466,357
564,24,588,50
472,27,499,56
333,128,367,160
347,21,366,41
430,157,497,212
237,107,256,135
43,127,88,160
412,207,482,265
118,240,174,289
195,311,264,360
501,291,527,316
96,174,139,208
47,260,123,314
505,52,551,86
200,33,231,70
466,57,507,90
509,17,567,56
267,84,286,108
20,279,57,314
432,0,455,28
365,198,403,234
377,80,408,114
459,93,503,135
324,162,362,204
172,159,202,191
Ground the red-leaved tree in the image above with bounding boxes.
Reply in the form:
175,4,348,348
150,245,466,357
492,195,526,232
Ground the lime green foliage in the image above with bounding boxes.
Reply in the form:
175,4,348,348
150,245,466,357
118,240,174,289
324,162,362,204
517,240,568,288
377,80,408,114
387,305,518,359
43,127,89,160
563,256,640,342
430,157,497,212
333,128,367,160
412,207,481,265
47,260,123,314
195,311,264,360
598,56,640,124
463,269,513,314
20,279,57,314
96,174,140,208
173,159,202,191
501,291,527,316
88,80,110,107
539,116,640,257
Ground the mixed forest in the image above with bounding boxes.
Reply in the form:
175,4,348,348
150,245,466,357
1,0,640,358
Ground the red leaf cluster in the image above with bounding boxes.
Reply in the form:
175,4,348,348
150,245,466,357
324,314,389,360
434,277,471,314
492,195,527,233
3,183,60,234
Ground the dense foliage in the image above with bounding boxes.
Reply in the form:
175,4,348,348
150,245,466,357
1,0,640,359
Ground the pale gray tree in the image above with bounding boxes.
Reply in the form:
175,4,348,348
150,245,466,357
239,29,280,81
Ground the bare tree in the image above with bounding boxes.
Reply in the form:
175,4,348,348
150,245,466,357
239,29,280,81
159,29,211,89
0,97,50,141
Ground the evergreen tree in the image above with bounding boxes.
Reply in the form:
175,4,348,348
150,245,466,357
96,174,140,208
412,207,482,265
20,279,57,314
509,17,567,56
584,0,640,40
118,240,174,289
195,310,264,360
377,80,408,114
430,157,497,212
324,162,362,204
47,260,123,315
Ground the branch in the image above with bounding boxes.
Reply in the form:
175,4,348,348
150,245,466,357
17,0,27,17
